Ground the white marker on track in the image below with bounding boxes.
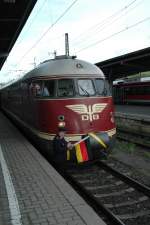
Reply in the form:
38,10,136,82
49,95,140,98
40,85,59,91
0,145,22,225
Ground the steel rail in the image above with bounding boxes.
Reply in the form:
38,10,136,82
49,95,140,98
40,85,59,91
96,160,150,198
59,167,125,225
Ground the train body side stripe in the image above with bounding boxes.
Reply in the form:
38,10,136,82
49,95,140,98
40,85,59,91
2,107,116,142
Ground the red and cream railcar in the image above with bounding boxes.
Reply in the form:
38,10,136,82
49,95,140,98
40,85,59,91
113,80,150,104
1,56,116,159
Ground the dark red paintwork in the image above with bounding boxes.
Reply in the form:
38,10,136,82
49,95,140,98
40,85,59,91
36,97,115,134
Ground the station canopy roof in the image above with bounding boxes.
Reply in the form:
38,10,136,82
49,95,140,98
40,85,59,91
96,47,150,81
0,0,37,70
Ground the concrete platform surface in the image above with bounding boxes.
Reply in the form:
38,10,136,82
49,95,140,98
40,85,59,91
0,112,106,225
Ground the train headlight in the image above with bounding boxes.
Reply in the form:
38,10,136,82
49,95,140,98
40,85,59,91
58,121,66,127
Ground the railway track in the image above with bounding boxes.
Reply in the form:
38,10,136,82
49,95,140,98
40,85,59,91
104,158,150,188
60,161,150,225
117,130,150,148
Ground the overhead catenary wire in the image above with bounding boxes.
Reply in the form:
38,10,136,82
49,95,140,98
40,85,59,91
76,16,150,53
72,0,144,49
17,0,78,65
16,0,48,46
72,0,139,44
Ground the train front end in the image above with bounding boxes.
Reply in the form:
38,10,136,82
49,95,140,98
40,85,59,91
35,57,116,161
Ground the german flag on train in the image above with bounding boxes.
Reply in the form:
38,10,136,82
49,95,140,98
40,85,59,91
67,132,110,163
67,135,92,163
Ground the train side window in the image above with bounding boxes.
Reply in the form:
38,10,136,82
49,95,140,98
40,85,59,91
21,81,28,90
146,86,150,94
57,79,74,97
139,86,143,95
142,86,145,94
137,86,142,95
128,87,132,95
43,80,55,97
30,80,43,97
78,79,95,96
132,87,136,95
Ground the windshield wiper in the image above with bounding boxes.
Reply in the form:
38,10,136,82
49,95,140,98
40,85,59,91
102,87,107,96
79,85,90,97
101,82,108,96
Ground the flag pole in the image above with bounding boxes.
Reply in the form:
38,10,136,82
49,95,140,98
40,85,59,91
73,135,89,146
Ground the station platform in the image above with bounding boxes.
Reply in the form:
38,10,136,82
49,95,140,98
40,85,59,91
0,112,106,225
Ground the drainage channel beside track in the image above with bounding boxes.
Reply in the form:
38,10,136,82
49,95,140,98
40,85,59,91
60,161,150,225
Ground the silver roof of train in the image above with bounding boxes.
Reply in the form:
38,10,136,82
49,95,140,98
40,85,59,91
24,57,105,80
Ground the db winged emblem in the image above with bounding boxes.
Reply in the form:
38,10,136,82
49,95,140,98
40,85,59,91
66,103,107,121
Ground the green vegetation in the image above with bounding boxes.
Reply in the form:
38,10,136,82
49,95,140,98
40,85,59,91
143,151,150,159
126,142,136,154
114,140,136,154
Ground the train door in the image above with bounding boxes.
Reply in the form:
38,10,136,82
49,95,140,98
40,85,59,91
21,80,30,122
28,80,43,129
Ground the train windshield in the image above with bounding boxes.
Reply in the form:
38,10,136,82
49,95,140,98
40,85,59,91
57,79,74,97
95,79,105,95
95,79,111,96
78,79,95,96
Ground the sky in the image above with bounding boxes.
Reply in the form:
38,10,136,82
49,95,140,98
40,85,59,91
0,0,150,83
